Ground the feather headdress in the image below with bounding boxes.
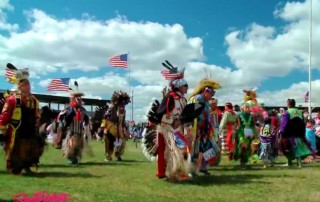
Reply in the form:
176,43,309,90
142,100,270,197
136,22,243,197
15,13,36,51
6,63,29,84
111,90,131,106
69,81,85,98
161,60,185,80
189,78,221,99
243,88,258,106
161,60,187,90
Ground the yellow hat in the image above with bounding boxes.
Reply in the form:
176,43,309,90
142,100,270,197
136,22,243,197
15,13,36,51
243,89,258,105
189,78,221,99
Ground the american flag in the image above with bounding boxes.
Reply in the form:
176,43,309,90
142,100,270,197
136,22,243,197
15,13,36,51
108,54,128,68
5,67,16,80
47,78,70,92
304,91,309,103
161,69,182,80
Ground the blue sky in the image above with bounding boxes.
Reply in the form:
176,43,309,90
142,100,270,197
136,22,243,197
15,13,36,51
0,0,319,121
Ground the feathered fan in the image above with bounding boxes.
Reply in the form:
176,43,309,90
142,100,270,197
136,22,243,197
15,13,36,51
141,99,162,161
141,124,158,161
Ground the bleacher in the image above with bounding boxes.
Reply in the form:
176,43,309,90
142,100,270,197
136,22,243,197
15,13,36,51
0,89,110,113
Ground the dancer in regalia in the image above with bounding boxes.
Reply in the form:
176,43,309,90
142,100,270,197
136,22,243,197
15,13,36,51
56,81,90,165
259,116,277,168
188,78,221,176
219,102,238,160
0,63,45,174
208,98,223,166
142,60,195,181
233,103,258,167
209,98,222,142
101,90,130,161
280,99,312,167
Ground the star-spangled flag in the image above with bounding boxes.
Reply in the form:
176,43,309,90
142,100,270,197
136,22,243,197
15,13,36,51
160,69,181,80
4,67,16,80
304,91,309,103
108,54,128,68
47,78,70,92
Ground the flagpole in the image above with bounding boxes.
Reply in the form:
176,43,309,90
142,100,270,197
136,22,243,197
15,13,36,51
131,89,134,123
308,0,312,117
127,52,133,122
127,52,130,93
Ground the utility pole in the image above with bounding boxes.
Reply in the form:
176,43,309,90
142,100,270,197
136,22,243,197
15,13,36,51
308,0,313,118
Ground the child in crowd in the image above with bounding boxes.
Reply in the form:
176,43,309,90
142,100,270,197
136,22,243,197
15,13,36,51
259,116,276,168
305,119,317,162
251,122,261,164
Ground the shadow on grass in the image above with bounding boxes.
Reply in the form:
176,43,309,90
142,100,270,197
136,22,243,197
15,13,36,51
179,174,273,186
80,159,148,166
25,171,100,178
0,198,13,202
120,159,148,163
0,170,100,178
39,159,148,169
212,161,320,171
80,161,132,166
40,163,73,168
213,165,300,171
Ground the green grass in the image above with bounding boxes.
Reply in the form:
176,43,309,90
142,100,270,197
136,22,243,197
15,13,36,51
0,140,320,202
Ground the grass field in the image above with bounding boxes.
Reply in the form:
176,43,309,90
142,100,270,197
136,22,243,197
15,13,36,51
0,140,320,202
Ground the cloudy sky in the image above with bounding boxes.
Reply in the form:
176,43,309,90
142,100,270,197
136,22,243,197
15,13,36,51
0,0,319,122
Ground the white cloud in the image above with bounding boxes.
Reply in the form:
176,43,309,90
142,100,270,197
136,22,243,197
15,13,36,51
226,0,320,81
0,0,18,32
258,80,320,107
216,0,320,109
1,10,203,75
